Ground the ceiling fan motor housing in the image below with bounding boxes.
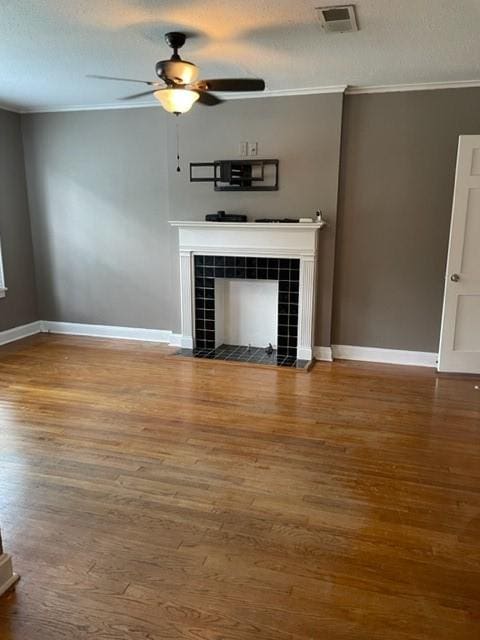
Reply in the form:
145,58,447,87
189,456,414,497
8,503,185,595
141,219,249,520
157,32,199,84
155,59,199,85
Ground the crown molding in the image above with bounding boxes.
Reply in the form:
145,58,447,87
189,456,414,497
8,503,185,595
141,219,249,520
217,85,348,100
19,85,348,114
15,79,480,114
18,84,347,114
0,102,21,114
19,100,160,114
346,79,480,95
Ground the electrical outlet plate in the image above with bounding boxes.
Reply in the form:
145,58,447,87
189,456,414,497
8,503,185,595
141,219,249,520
239,141,248,157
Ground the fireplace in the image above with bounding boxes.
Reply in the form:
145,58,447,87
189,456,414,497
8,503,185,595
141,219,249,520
194,255,299,364
169,221,324,368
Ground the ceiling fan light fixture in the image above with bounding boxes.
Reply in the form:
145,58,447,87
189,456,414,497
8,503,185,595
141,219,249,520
154,88,200,114
90,32,265,113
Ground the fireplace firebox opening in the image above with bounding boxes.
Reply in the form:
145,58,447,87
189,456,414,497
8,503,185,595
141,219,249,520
190,255,305,368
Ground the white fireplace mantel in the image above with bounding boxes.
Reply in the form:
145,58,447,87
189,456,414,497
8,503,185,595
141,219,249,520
169,221,324,361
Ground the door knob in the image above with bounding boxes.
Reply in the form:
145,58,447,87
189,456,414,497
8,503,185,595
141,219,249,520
450,273,460,282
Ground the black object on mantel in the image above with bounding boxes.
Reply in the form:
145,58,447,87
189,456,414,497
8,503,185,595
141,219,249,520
255,218,299,223
205,211,247,222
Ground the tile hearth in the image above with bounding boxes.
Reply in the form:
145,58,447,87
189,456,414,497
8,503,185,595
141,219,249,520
176,344,309,369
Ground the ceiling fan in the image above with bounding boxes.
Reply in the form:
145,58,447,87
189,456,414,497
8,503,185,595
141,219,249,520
88,32,266,115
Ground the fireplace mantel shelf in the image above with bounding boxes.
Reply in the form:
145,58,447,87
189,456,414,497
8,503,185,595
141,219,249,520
169,221,325,230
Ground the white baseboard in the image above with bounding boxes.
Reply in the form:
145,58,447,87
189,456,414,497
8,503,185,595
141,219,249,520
41,321,181,346
1,320,189,350
1,323,437,369
168,333,183,347
330,344,437,368
313,346,333,362
179,335,193,349
0,321,43,347
296,347,313,361
0,554,19,597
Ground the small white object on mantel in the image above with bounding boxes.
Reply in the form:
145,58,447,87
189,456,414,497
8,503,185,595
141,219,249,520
169,221,325,362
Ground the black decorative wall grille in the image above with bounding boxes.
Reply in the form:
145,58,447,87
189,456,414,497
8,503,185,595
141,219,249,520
194,255,300,359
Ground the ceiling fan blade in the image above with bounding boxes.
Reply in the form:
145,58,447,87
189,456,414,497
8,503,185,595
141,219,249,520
197,91,224,106
87,74,160,86
118,89,159,101
196,78,265,92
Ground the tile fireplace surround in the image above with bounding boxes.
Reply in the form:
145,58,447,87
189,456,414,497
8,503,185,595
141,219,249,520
169,221,324,368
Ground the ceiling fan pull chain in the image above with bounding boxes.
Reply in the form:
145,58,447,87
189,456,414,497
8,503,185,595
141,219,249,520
175,117,181,172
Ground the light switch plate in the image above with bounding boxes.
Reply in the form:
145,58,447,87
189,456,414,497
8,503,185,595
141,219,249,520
239,141,248,156
249,142,258,156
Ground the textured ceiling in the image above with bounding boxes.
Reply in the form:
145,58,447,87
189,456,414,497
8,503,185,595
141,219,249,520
1,0,480,111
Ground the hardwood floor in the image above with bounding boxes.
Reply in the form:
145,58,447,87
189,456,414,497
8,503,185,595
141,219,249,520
0,334,479,639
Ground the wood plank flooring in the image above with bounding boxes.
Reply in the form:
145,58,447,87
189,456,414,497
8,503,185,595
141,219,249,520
0,334,479,639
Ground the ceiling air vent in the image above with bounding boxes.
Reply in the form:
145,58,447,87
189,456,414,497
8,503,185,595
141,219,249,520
316,5,358,33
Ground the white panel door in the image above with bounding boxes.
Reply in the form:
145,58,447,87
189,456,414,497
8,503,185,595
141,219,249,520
438,135,480,373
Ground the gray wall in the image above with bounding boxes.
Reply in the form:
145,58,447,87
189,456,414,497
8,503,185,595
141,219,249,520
22,94,344,345
0,109,38,331
22,108,175,330
19,88,480,352
166,93,343,346
334,88,480,352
